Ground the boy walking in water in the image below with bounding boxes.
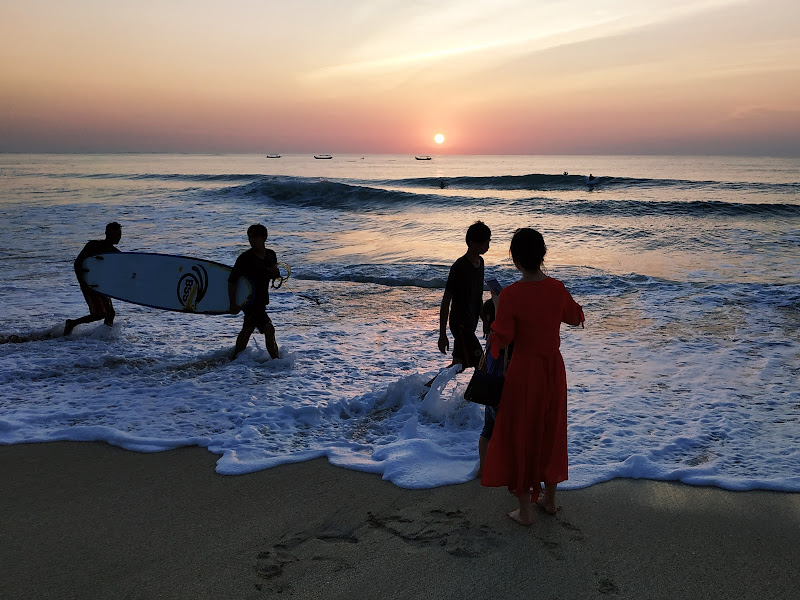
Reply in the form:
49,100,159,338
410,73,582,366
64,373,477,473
64,222,122,335
228,223,281,359
438,221,491,370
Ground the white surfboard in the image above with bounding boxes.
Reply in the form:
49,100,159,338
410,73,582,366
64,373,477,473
81,252,253,314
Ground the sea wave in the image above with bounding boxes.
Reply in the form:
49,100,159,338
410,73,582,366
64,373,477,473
222,176,800,218
46,169,800,195
43,172,263,183
30,168,800,219
517,198,800,218
382,173,800,194
232,177,423,211
298,269,448,289
288,265,800,310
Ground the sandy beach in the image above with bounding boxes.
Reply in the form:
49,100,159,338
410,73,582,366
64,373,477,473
1,441,798,599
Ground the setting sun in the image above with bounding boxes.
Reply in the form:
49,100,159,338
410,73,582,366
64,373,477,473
434,133,445,144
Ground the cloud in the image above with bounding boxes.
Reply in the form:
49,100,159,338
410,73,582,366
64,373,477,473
300,0,747,83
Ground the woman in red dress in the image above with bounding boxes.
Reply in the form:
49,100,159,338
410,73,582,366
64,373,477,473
481,228,584,525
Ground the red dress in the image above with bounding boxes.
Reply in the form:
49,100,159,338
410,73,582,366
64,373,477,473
481,277,584,497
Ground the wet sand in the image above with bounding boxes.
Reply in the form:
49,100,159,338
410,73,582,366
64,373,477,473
2,441,798,599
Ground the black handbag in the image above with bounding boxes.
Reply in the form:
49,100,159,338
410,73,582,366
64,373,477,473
464,345,508,407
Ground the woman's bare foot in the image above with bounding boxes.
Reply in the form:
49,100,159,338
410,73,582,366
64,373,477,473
535,496,557,516
507,509,532,526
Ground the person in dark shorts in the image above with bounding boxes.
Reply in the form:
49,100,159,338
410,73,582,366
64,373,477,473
64,222,122,335
228,223,281,359
437,221,491,370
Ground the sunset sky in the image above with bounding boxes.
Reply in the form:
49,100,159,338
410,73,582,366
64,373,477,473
2,0,798,155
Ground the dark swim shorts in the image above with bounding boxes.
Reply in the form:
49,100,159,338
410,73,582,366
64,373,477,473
81,286,114,318
452,324,483,368
243,309,273,333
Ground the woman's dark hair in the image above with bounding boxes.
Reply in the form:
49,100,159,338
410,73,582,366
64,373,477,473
510,228,546,271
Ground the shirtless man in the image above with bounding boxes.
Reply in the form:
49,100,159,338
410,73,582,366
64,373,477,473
64,222,122,335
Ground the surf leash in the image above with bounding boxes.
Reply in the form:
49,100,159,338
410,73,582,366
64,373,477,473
271,261,292,289
270,262,323,305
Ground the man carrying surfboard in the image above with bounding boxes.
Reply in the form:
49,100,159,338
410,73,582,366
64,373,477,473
228,223,281,359
64,222,122,335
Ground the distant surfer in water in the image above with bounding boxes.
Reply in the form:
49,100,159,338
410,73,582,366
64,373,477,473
228,223,281,359
64,222,122,335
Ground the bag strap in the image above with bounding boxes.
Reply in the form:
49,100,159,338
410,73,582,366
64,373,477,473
478,341,509,373
476,346,488,371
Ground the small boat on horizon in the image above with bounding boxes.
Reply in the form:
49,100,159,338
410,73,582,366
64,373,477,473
314,154,333,159
415,155,432,160
266,154,281,158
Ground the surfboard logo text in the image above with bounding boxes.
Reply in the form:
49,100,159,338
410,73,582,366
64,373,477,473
177,265,209,311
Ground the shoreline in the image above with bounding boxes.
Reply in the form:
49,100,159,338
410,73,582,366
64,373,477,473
2,441,799,599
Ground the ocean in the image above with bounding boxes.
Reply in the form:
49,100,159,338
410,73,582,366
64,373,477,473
1,153,798,491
